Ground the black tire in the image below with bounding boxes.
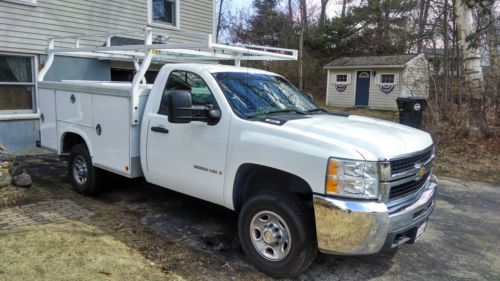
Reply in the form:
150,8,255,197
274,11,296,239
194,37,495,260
68,143,101,196
238,190,318,278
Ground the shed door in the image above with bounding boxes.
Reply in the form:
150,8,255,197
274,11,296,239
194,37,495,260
355,71,370,106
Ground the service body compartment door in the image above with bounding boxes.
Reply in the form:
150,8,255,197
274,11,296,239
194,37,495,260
91,94,131,176
38,88,58,151
56,91,93,126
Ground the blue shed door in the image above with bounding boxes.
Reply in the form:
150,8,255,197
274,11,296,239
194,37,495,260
355,71,370,106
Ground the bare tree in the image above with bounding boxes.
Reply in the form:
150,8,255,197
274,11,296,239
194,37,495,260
216,0,225,42
319,0,330,26
299,0,308,28
416,0,431,52
341,0,348,18
455,0,488,138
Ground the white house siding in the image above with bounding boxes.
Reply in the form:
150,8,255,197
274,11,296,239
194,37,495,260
0,0,214,54
326,70,356,107
0,0,213,153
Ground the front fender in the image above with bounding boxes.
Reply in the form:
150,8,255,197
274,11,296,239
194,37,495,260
223,117,363,210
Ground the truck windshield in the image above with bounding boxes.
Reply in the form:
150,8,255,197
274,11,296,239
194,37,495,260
213,72,319,118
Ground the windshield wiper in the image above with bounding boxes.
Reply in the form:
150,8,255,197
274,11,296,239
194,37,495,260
248,108,310,118
263,108,310,115
307,108,328,113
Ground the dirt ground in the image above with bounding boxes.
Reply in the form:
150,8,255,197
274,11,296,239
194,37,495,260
0,156,499,280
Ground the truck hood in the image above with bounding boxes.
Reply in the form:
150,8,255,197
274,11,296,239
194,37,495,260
281,114,433,161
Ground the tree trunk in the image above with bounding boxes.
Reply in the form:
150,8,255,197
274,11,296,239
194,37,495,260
299,27,304,90
319,0,329,26
216,0,224,43
455,0,488,138
299,0,308,28
341,0,347,18
416,0,431,52
483,1,498,68
443,0,449,110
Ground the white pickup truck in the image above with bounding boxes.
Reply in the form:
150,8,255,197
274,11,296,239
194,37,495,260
38,29,437,278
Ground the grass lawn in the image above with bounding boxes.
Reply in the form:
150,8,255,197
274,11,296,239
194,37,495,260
0,221,181,281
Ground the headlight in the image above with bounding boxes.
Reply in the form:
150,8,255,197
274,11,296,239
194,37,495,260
325,158,379,199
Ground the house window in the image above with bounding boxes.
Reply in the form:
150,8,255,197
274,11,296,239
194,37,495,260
334,73,351,84
150,0,178,27
380,74,395,84
0,54,36,114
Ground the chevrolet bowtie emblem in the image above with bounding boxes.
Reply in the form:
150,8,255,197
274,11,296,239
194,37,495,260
415,163,426,179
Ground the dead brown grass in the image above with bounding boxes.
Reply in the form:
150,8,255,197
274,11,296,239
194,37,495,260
0,184,52,209
0,221,182,281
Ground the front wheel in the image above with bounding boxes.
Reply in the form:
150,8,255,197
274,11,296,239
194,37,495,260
68,144,101,196
238,190,317,278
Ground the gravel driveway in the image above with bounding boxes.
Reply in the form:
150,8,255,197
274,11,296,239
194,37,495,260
18,156,500,280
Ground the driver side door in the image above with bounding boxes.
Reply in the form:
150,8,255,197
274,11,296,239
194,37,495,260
146,70,230,205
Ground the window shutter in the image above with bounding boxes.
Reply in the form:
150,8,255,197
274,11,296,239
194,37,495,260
346,74,352,84
394,73,399,84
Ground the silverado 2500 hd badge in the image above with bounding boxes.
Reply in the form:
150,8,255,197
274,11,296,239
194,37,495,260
194,165,222,175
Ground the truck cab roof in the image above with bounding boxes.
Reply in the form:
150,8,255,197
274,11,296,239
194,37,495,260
163,63,279,76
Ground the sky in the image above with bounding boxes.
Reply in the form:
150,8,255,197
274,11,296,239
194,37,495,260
228,0,342,18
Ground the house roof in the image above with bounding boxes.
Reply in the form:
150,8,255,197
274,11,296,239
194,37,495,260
324,54,418,69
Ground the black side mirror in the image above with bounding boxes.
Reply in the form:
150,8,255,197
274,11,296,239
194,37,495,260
205,104,221,126
168,90,193,124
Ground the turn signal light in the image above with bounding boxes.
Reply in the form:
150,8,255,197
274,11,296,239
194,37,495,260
325,160,338,193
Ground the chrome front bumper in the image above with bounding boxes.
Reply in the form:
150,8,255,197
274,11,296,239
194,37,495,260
313,175,438,255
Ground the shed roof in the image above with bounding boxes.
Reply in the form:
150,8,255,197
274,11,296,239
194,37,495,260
324,54,418,69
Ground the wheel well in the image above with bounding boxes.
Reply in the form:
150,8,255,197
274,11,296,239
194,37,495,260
233,164,313,212
61,133,86,154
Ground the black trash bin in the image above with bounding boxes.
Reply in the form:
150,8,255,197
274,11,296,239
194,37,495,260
396,96,426,129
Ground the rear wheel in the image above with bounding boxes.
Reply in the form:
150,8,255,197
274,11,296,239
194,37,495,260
238,190,317,278
68,144,101,196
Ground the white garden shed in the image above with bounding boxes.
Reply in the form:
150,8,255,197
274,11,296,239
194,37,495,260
324,54,429,110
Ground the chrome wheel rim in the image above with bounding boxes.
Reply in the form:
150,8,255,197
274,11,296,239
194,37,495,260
72,155,88,186
250,210,292,261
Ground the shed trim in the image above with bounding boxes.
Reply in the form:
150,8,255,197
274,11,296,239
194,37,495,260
324,65,405,70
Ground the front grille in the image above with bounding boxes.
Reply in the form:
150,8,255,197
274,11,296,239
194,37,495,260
390,147,433,175
389,172,430,200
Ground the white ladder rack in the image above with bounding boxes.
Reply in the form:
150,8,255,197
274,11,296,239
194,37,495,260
38,28,298,126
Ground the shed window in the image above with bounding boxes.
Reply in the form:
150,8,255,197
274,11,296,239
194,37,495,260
333,73,351,84
380,74,395,84
0,54,36,114
150,0,178,27
336,75,347,82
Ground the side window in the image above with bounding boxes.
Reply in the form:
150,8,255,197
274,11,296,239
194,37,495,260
158,70,215,115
